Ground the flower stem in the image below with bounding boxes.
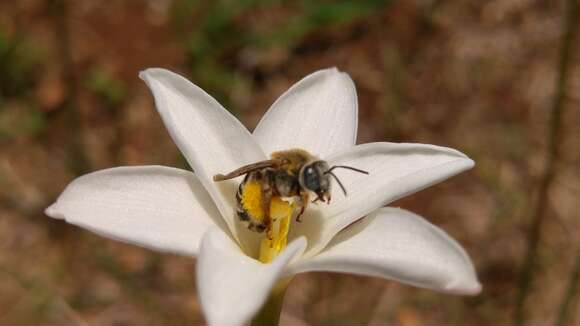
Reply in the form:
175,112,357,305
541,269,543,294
251,279,291,326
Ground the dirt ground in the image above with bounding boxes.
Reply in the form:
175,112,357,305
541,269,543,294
1,0,579,325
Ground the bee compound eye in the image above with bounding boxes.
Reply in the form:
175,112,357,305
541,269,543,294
303,167,321,192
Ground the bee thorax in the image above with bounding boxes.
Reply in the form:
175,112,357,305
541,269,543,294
273,170,298,197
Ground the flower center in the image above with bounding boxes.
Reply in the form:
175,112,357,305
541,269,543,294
258,197,294,263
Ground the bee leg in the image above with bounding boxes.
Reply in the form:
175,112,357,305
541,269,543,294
296,192,309,223
296,206,305,222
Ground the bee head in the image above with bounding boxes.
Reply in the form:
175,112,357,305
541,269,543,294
300,162,370,203
299,161,332,203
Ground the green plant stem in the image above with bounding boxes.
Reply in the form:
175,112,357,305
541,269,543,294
514,0,578,325
251,278,291,326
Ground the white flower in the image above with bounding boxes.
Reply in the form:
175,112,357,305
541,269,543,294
45,68,481,326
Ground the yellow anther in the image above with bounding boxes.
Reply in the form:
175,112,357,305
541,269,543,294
259,197,294,263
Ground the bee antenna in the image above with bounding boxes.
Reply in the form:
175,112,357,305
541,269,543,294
326,171,348,196
326,165,369,175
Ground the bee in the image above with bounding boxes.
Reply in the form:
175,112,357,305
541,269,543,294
213,149,368,233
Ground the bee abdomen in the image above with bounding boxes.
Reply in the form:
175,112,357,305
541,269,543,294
236,177,268,233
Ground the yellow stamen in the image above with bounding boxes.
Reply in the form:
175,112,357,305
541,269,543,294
259,197,293,263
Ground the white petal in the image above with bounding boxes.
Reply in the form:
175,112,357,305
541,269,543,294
287,208,481,295
45,166,224,256
289,142,475,257
197,229,306,326
253,68,358,158
140,68,267,243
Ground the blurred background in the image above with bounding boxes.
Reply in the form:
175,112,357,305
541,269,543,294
1,0,579,325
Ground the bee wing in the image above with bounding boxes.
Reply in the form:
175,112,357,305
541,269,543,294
213,159,281,181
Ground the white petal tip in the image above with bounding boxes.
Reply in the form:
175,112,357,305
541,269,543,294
138,68,158,81
445,279,482,296
319,66,347,76
44,202,66,220
139,68,175,83
44,203,63,220
452,156,475,173
468,282,483,295
465,158,475,169
44,201,66,220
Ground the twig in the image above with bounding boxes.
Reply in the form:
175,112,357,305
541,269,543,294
513,0,579,325
48,0,90,175
556,252,580,326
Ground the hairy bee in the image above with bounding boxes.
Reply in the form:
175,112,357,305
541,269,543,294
213,149,368,233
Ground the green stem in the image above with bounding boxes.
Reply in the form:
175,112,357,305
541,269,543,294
251,279,291,326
